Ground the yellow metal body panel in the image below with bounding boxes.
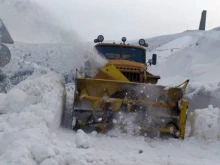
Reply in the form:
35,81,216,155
179,100,188,139
79,91,176,111
95,62,129,81
108,60,160,83
76,78,184,103
109,59,145,72
76,78,185,110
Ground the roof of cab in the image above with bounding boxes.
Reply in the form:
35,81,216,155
95,43,146,51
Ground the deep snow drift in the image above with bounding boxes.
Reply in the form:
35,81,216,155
190,105,220,142
148,29,220,85
0,68,66,164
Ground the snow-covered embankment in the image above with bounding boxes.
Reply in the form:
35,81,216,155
190,105,220,142
0,68,66,164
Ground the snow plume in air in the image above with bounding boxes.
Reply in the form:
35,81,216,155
0,0,79,43
2,42,107,84
78,43,107,78
0,0,107,80
34,0,108,76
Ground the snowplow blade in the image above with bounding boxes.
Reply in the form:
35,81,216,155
72,62,189,139
74,78,184,110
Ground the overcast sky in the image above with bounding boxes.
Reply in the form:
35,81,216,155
36,0,220,41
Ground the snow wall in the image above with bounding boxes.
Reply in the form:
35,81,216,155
190,105,220,142
0,68,65,131
0,68,68,164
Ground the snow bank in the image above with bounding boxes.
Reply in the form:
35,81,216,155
0,68,66,164
146,28,220,86
0,68,103,165
190,105,220,142
212,27,220,31
179,79,220,112
156,35,194,51
186,82,220,99
0,68,65,131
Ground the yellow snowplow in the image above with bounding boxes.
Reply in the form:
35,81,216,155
72,35,189,139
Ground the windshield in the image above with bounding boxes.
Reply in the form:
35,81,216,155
95,45,146,63
95,45,120,59
122,47,145,63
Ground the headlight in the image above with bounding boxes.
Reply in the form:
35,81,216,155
97,35,104,42
139,39,145,46
122,37,126,43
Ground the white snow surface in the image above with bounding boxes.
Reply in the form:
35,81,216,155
0,68,65,129
192,105,220,142
146,29,220,86
0,68,66,164
75,129,91,149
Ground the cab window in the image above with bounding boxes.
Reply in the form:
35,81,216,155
122,47,145,63
95,45,120,59
95,45,146,63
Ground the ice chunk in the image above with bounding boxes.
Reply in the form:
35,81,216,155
5,88,28,113
30,144,55,163
75,129,91,149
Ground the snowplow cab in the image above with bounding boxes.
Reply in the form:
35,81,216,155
72,35,189,139
94,41,160,84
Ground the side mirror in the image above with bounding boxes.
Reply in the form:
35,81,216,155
152,54,157,65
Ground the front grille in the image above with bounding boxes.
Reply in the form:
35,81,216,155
122,72,140,82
